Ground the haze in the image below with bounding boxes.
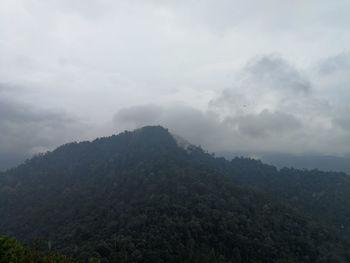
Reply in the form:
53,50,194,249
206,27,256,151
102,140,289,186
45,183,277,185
1,0,349,170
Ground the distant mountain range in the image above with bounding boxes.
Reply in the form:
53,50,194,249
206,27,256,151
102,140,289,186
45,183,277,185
218,152,350,175
0,126,349,262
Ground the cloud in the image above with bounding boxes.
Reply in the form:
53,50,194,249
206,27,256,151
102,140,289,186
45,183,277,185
209,55,312,116
112,53,349,156
114,104,163,127
317,52,350,75
112,102,350,156
245,55,311,93
333,110,350,131
113,104,304,153
208,54,348,134
113,104,225,149
312,52,350,108
233,110,301,137
0,84,84,170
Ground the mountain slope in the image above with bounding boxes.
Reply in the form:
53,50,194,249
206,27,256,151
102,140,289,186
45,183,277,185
222,157,350,237
0,126,348,262
218,152,350,175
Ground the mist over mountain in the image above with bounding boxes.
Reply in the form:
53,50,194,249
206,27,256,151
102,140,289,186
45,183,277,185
1,1,349,262
0,126,349,262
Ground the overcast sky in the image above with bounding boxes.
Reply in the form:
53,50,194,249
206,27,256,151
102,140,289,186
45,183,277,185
1,0,349,169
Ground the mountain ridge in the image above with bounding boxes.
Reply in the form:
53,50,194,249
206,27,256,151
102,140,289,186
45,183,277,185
0,126,349,262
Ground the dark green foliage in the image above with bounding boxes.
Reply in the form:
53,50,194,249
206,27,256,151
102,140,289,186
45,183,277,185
224,157,350,243
0,236,84,263
0,126,349,262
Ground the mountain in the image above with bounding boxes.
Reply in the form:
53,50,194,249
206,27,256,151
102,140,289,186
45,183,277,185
218,151,350,175
0,126,349,262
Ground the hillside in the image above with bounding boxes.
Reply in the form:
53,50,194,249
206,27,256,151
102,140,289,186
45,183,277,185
217,152,350,175
0,126,349,262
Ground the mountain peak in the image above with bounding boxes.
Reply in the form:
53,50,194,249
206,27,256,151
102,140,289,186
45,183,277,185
18,125,180,171
132,125,173,141
1,125,349,262
134,125,169,133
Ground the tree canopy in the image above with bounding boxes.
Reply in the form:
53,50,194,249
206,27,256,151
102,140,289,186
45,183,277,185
0,126,349,262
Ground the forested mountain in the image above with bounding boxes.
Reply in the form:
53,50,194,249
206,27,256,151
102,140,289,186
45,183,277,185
0,126,349,262
217,152,350,175
0,236,82,263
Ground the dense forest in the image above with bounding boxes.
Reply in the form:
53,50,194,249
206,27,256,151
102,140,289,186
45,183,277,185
0,236,83,263
0,126,349,262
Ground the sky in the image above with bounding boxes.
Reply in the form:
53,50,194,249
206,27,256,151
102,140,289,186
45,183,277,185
1,0,350,169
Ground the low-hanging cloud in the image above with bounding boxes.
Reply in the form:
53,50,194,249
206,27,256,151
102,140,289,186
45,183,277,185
114,104,225,149
113,102,349,156
113,54,349,156
113,104,303,153
0,84,84,171
114,104,163,127
1,50,349,170
233,110,301,137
